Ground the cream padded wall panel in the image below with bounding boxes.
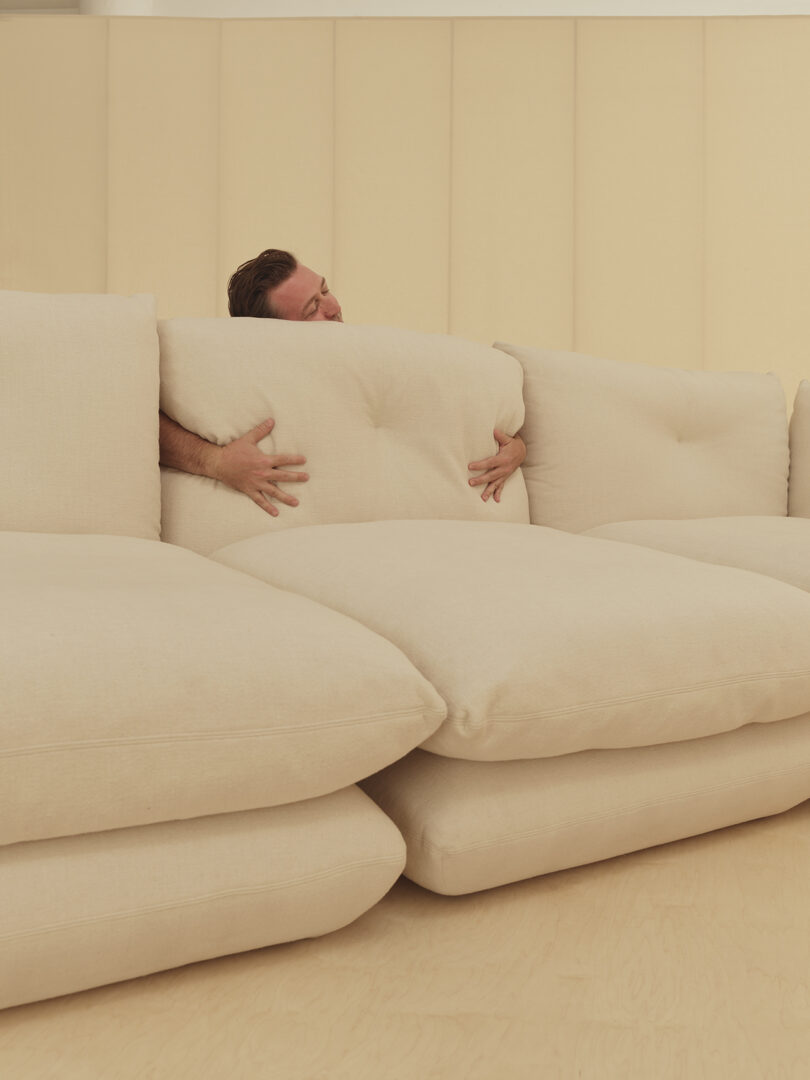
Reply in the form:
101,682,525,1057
159,319,528,553
334,20,451,332
1,788,405,1009
219,20,334,316
107,18,219,317
450,19,574,349
0,16,107,293
706,20,810,395
575,19,703,369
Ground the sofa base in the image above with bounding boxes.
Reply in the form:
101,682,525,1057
361,713,810,895
0,786,404,1010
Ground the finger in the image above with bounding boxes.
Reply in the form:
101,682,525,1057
468,456,497,472
263,488,300,508
244,417,276,445
250,491,279,517
482,480,500,502
493,481,505,503
266,454,307,467
264,469,309,483
469,468,503,486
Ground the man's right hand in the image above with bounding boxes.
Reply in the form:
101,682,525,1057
211,417,309,517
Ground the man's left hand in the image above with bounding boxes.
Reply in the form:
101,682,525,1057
468,430,527,503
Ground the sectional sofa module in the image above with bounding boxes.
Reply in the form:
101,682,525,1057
162,318,810,897
4,289,810,1010
0,292,444,1010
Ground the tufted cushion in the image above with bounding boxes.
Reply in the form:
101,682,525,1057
494,344,789,533
789,380,810,517
1,787,405,1008
159,319,528,554
213,519,810,762
0,290,161,538
0,532,445,845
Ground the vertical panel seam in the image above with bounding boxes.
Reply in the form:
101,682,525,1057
104,15,110,294
572,17,578,351
331,18,337,286
215,19,223,317
700,16,707,372
447,18,454,336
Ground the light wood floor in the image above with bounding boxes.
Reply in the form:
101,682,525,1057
3,801,810,1080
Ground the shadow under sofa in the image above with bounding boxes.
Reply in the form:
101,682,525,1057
4,290,810,1009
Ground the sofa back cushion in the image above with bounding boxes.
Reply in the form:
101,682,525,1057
0,290,160,539
495,344,789,532
789,380,810,517
159,319,528,554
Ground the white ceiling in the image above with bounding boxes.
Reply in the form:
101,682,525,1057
68,1,810,16
4,1,809,15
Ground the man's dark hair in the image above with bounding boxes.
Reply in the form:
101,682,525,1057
227,248,298,318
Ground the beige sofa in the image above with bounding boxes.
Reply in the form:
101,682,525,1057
4,290,810,1009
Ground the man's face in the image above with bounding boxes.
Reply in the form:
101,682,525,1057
268,263,343,322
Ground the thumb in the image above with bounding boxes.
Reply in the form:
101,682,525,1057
493,428,511,446
244,416,275,444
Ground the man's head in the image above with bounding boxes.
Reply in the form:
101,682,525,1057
228,248,342,322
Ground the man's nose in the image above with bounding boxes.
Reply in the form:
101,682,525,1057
323,292,341,319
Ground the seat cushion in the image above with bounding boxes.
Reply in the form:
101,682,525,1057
0,786,404,1009
212,520,810,761
494,344,789,532
360,714,810,894
0,533,445,845
585,516,810,592
0,290,161,539
159,319,528,554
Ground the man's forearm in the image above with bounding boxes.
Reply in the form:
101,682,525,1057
158,412,309,516
159,412,220,479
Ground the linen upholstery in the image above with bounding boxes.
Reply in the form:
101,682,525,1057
494,344,789,533
360,713,810,895
0,532,445,845
0,289,161,539
0,787,404,1009
789,380,810,517
212,519,810,761
159,319,528,554
585,516,810,592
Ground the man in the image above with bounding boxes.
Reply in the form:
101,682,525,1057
159,249,526,516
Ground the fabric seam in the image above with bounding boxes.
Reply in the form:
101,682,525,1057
464,668,810,726
1,854,403,945
1,705,444,759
